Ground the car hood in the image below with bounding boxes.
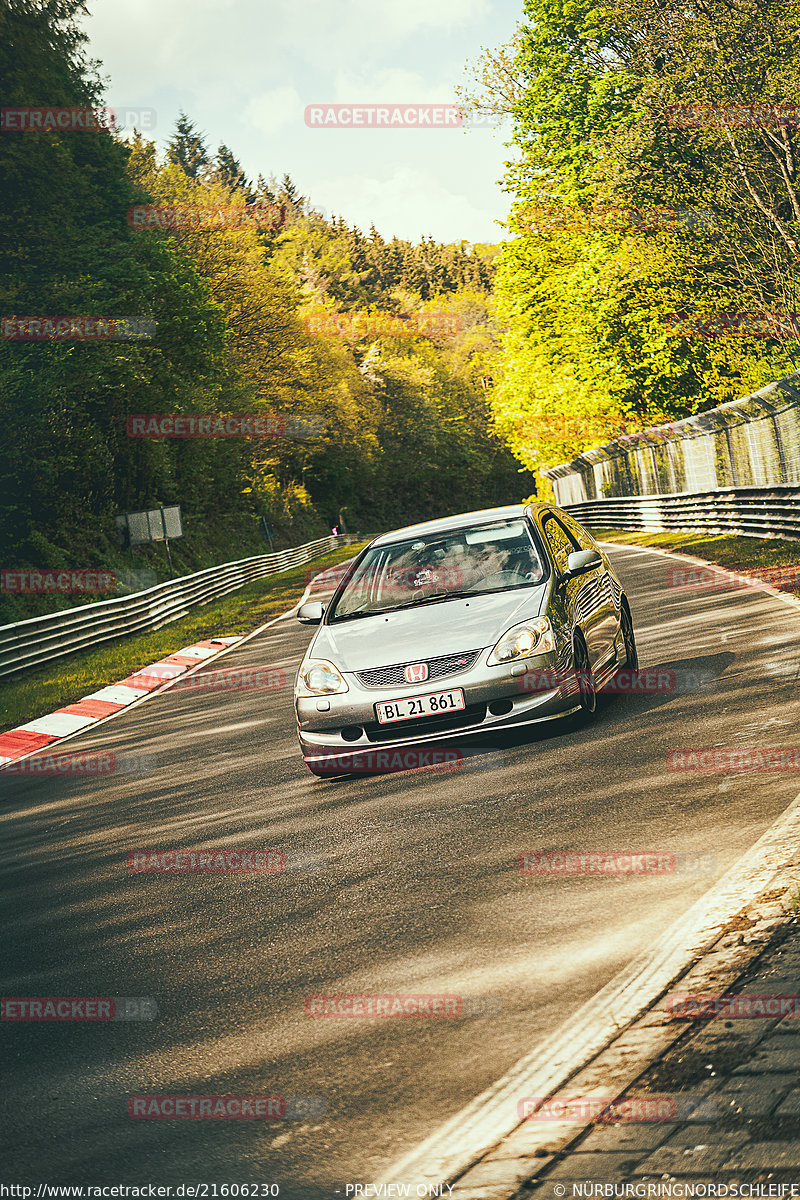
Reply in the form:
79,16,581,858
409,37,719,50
309,586,549,671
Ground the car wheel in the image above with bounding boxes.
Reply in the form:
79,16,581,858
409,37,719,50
620,601,638,670
573,634,597,721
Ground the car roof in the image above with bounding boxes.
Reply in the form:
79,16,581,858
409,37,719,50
370,503,554,546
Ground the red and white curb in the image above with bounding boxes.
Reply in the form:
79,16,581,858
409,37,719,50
0,551,359,775
0,636,242,770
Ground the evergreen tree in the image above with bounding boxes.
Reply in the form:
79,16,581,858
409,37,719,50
216,143,253,199
167,111,209,181
255,174,276,203
0,0,510,608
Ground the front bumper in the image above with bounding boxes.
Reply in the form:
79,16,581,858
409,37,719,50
295,649,581,764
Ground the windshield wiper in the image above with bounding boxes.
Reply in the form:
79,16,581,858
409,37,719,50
332,592,469,621
331,582,541,622
330,608,389,621
389,583,540,608
367,590,479,615
461,582,540,598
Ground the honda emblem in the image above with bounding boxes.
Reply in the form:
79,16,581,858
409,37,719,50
404,662,429,684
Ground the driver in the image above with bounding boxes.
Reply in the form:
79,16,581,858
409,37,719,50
463,539,546,589
463,541,509,588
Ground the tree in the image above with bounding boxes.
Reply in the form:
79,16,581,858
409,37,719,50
463,0,800,481
216,143,253,199
597,0,800,318
0,2,241,597
167,111,209,181
0,0,522,607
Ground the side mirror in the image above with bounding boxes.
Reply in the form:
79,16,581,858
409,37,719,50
562,549,602,582
297,601,325,625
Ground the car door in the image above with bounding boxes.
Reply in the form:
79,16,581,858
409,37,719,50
559,511,622,658
540,511,613,669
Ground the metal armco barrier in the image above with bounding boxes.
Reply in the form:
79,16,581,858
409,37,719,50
563,485,800,540
0,535,343,680
543,372,800,505
542,370,800,540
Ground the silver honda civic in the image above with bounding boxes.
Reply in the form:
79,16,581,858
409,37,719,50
294,502,637,775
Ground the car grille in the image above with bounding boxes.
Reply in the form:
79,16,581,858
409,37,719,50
355,649,482,689
364,702,488,742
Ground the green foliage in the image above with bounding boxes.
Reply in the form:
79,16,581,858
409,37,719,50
466,0,800,479
1,0,528,620
0,0,539,633
271,210,495,308
167,111,210,181
215,143,253,200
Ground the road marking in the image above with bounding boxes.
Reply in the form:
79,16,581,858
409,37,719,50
377,541,800,1191
598,539,800,615
17,712,100,736
0,606,305,771
0,551,349,772
378,782,800,1191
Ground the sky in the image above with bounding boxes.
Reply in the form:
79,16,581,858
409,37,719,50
79,0,524,245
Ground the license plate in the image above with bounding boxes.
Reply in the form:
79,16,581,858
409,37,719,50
375,688,466,724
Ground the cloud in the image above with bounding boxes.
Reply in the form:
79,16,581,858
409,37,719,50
309,166,504,242
242,87,303,136
329,67,458,105
80,0,519,245
351,0,492,35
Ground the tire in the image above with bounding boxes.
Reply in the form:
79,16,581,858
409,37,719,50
620,601,638,670
573,634,597,721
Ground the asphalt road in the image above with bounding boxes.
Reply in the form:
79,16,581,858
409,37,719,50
2,544,800,1197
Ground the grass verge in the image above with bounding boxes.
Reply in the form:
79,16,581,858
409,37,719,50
0,543,365,732
593,528,800,595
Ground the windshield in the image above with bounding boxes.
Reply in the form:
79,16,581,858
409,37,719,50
329,519,548,621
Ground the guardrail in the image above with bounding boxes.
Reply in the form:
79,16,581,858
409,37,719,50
0,535,344,681
543,372,800,505
564,485,800,541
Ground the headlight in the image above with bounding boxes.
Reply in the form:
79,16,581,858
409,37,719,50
296,659,349,696
487,617,555,665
